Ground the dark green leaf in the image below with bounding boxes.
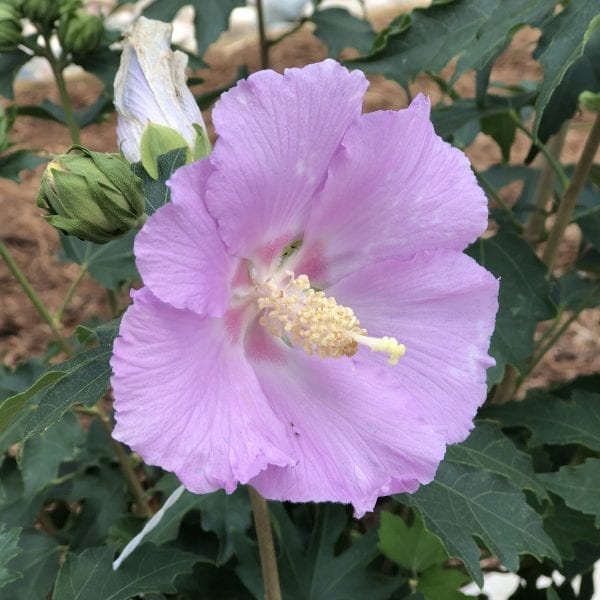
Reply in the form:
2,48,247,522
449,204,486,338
347,0,498,88
52,543,200,600
0,525,22,588
312,8,375,57
72,45,122,95
446,421,549,501
416,565,470,600
19,411,84,496
17,95,112,128
0,150,47,182
573,176,600,250
401,459,559,585
59,231,139,290
23,320,119,439
466,232,555,385
0,460,44,529
533,0,600,136
552,271,600,311
0,49,31,100
538,459,600,526
132,148,187,215
481,112,516,162
378,511,447,573
485,391,600,451
0,530,60,599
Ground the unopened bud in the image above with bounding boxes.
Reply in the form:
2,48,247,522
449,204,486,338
37,145,145,244
0,4,22,52
21,0,60,25
58,9,103,55
579,91,600,113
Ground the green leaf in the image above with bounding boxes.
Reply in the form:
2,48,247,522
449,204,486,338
417,565,471,600
485,390,600,451
132,148,187,215
0,460,44,528
17,95,112,129
52,543,200,600
72,45,121,95
466,232,555,385
23,320,119,439
59,231,139,290
312,8,375,58
378,512,447,573
538,459,600,526
552,271,600,311
453,0,555,82
533,0,600,136
0,48,31,100
0,525,22,588
0,150,47,182
143,0,245,59
347,0,498,87
0,530,60,599
481,112,516,162
446,421,549,501
19,411,84,496
238,504,401,599
573,176,600,250
400,461,559,585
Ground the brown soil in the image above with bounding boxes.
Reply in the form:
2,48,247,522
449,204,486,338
1,24,598,392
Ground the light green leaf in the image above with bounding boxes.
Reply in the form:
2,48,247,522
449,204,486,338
23,320,119,439
417,565,471,600
378,512,447,574
533,0,600,135
52,544,200,600
466,232,555,385
400,460,559,585
538,459,600,526
59,231,138,290
485,391,600,451
312,8,375,58
348,0,498,87
19,411,84,496
0,525,22,589
446,421,549,500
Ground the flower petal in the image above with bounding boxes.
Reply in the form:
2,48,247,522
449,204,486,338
294,96,489,286
111,288,295,494
206,59,368,264
134,160,234,317
246,322,446,517
328,250,499,444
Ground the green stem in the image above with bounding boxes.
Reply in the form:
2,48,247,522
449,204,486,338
95,405,153,518
509,112,569,190
542,113,600,270
55,265,87,323
524,124,568,243
249,487,282,600
255,0,270,70
491,364,518,404
0,242,71,355
474,169,524,233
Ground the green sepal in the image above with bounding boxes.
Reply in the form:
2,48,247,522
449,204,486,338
140,123,189,180
192,123,212,159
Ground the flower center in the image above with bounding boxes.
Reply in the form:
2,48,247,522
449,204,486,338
257,273,405,365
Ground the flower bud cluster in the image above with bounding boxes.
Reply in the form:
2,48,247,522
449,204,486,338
0,3,22,52
37,146,146,244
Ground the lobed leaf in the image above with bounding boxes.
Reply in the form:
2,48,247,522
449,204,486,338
312,8,375,58
0,525,23,589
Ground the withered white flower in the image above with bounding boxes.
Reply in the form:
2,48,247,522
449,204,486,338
114,16,206,164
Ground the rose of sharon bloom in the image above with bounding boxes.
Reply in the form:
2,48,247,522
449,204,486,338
114,16,206,163
111,59,499,516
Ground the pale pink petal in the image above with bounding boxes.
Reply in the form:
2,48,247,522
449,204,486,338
293,96,489,286
245,321,446,517
328,251,499,444
110,288,295,494
134,160,234,317
206,59,368,265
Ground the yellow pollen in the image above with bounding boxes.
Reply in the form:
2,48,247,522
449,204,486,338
257,274,405,364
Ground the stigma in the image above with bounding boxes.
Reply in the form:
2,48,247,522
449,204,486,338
257,273,405,365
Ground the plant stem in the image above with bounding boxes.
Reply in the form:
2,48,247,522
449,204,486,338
55,265,87,323
95,405,152,518
249,487,282,600
542,113,600,270
255,0,270,70
524,124,568,243
491,364,518,404
474,169,524,233
0,242,71,355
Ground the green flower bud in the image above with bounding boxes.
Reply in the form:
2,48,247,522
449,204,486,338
58,9,103,55
0,105,14,154
579,90,600,113
37,145,146,244
21,0,60,25
0,4,22,52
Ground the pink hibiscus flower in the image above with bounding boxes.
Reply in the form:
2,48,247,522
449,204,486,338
110,59,499,517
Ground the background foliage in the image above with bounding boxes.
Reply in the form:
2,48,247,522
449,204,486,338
1,0,600,598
